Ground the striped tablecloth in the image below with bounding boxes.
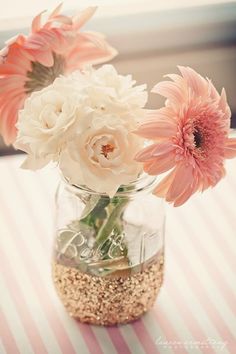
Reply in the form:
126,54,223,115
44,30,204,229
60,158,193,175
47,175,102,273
0,155,235,354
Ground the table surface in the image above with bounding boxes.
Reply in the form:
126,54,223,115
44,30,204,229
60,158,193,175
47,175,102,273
0,155,235,354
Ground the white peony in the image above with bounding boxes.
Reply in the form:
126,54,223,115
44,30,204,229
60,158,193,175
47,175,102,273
15,65,147,195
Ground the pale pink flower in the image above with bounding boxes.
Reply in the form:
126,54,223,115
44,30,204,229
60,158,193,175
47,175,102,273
0,4,117,145
135,66,236,206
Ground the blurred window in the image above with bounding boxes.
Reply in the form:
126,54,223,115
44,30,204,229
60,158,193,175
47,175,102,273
0,0,234,30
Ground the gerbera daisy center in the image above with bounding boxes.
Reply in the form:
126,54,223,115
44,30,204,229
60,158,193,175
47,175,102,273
193,127,204,148
24,53,65,94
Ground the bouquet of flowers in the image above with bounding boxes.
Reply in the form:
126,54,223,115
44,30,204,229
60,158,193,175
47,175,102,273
1,4,236,325
1,5,235,205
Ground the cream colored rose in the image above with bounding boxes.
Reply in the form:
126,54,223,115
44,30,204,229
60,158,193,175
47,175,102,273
59,112,144,196
14,77,84,169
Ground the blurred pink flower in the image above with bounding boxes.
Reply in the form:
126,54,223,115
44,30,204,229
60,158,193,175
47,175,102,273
0,4,117,144
135,66,236,206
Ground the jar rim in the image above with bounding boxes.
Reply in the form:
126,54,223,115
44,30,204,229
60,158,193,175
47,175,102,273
62,173,158,197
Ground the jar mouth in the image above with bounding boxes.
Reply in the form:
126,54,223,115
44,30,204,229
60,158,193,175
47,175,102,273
63,173,158,197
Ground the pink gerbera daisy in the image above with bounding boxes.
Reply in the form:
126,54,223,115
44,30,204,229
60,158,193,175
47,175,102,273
0,4,117,144
135,66,236,206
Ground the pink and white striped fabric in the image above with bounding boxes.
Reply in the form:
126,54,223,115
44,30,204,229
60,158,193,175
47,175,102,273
0,155,235,354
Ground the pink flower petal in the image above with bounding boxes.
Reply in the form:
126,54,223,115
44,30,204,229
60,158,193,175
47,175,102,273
135,118,177,139
152,141,175,156
135,144,159,162
65,46,117,70
32,49,54,67
207,78,219,100
173,177,199,207
0,76,25,94
31,11,45,33
0,63,26,75
144,153,176,175
152,81,186,106
153,169,177,198
73,7,97,29
4,44,32,70
0,94,25,144
164,73,182,83
166,163,193,202
47,15,73,26
178,66,207,97
146,108,176,121
24,39,46,50
224,138,236,159
49,3,63,19
219,88,231,121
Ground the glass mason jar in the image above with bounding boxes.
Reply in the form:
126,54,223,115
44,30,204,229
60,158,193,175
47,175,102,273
52,175,165,326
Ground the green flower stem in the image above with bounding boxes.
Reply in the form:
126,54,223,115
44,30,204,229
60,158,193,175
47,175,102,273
95,197,128,246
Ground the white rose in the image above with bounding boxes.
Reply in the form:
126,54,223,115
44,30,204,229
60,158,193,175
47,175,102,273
83,65,147,110
59,111,144,196
14,77,84,169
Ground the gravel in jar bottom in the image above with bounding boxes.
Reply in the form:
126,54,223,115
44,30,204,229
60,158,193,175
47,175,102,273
52,253,164,326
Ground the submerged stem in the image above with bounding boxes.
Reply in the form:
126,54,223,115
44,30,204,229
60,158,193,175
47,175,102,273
95,197,128,246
